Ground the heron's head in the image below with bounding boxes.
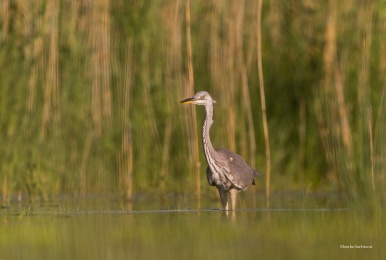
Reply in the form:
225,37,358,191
180,91,216,106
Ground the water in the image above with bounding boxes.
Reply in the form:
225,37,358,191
0,194,384,260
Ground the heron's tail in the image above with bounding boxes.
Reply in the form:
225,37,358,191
251,169,259,185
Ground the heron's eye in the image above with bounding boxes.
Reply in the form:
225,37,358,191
200,95,206,99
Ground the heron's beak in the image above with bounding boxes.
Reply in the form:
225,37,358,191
180,96,197,104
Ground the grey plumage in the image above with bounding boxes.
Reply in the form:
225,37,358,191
181,91,259,210
207,148,258,189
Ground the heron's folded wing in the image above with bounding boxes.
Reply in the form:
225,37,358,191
215,148,254,190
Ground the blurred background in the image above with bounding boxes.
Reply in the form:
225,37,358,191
0,0,385,205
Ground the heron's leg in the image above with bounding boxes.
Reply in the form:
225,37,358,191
217,188,229,210
229,189,238,210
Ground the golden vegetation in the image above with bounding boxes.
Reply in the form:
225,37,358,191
0,0,385,204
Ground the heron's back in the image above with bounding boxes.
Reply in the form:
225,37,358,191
214,148,257,190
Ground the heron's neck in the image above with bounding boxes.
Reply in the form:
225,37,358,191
202,104,217,162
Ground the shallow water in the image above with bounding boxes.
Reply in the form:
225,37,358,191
0,194,384,260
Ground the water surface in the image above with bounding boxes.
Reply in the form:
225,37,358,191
0,194,384,260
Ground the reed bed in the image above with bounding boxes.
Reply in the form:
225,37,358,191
0,0,384,206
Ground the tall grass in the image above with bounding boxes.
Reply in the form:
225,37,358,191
0,0,385,205
315,0,385,202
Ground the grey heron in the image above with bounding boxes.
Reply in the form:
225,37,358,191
181,91,259,210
